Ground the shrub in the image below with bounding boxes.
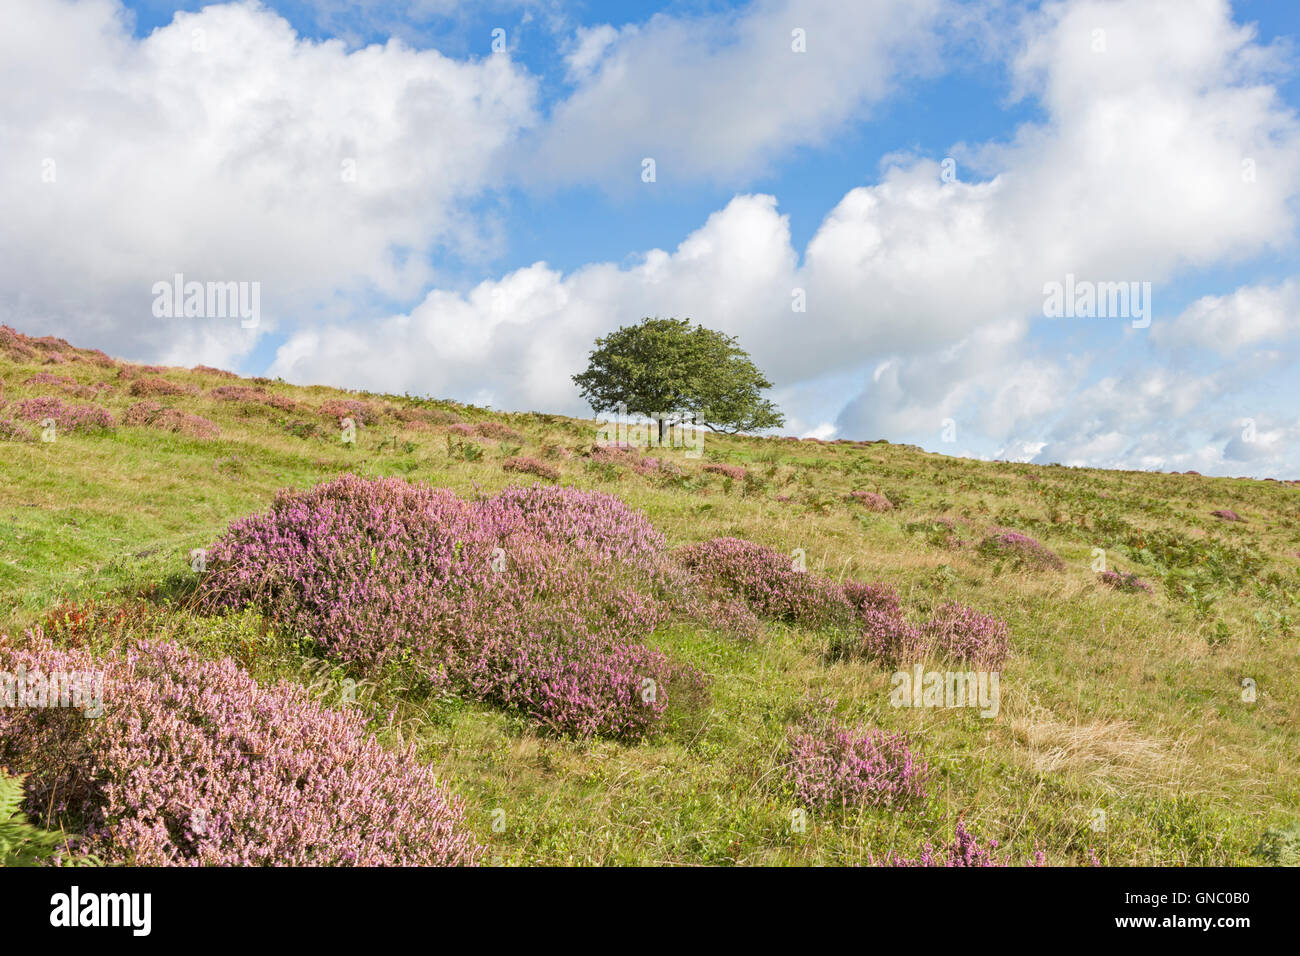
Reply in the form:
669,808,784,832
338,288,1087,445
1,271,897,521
875,821,1045,866
123,401,220,439
1211,509,1245,523
919,603,1011,668
0,635,484,866
128,376,198,397
1098,569,1152,593
448,422,475,436
846,607,926,664
474,421,523,442
192,365,238,379
841,580,902,618
847,490,894,512
0,418,33,442
319,398,379,424
211,385,298,412
502,456,560,481
674,537,852,630
12,397,115,433
195,477,701,739
785,714,930,810
977,529,1064,571
702,462,747,481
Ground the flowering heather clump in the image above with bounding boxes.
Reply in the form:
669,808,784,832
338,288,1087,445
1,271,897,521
847,490,894,512
674,537,853,630
1099,569,1152,593
319,398,379,424
473,421,523,442
919,602,1011,668
447,422,475,436
0,635,483,866
116,364,165,381
23,372,75,388
195,476,701,739
785,715,930,810
191,364,238,379
128,376,199,397
123,401,220,439
846,607,926,664
1211,509,1245,522
210,385,297,412
876,821,1045,867
841,580,902,618
702,462,747,481
13,397,115,433
0,418,33,441
977,529,1064,570
502,456,560,481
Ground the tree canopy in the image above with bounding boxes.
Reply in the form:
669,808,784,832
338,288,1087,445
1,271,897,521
572,317,785,435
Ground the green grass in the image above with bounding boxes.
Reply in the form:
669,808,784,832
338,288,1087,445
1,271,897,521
1,350,1297,865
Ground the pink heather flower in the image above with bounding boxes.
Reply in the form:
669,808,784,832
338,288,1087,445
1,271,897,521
0,634,484,866
785,713,930,810
977,529,1064,571
502,456,560,481
1210,509,1244,522
1098,569,1152,593
195,476,704,739
12,397,115,433
846,490,894,512
875,821,1046,867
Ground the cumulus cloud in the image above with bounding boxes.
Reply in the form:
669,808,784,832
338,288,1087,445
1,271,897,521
525,0,947,187
0,0,537,366
1154,278,1300,354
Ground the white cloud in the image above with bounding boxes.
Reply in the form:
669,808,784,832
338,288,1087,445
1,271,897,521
526,0,947,187
0,0,537,366
1154,278,1300,354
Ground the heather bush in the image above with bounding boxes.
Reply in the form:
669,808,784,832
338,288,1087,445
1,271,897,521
875,821,1045,866
842,606,926,664
785,714,930,810
124,401,220,439
919,602,1011,668
474,421,523,442
211,385,298,412
502,456,560,481
0,635,484,866
0,418,33,441
977,529,1064,570
192,364,238,379
195,476,703,739
447,422,475,436
13,397,115,433
1099,569,1152,593
847,490,894,512
674,537,853,630
128,376,198,397
702,462,746,481
841,580,902,618
319,398,380,424
1211,509,1244,522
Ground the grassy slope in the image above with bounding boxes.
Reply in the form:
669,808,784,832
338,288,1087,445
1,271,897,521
1,339,1296,866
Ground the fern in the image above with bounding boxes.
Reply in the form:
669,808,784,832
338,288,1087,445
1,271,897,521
0,771,97,867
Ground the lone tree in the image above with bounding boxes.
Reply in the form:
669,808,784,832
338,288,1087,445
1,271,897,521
573,317,785,438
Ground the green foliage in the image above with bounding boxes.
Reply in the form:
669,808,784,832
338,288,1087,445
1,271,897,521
0,772,96,867
1255,821,1300,866
572,316,784,434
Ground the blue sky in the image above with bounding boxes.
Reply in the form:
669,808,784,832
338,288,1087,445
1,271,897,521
4,0,1300,476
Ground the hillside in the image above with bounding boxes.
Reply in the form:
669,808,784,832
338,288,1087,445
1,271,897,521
0,324,1296,866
